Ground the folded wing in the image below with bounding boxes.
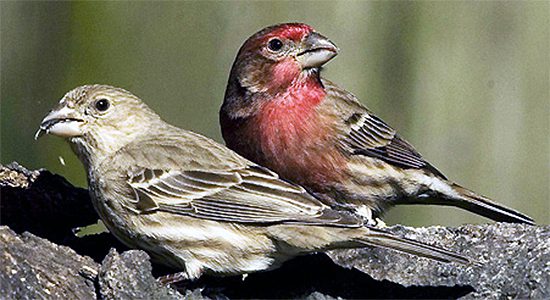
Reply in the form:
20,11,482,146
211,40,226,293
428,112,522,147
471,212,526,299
127,165,361,227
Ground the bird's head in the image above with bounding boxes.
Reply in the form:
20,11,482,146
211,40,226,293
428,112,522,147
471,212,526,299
229,23,338,95
36,85,160,162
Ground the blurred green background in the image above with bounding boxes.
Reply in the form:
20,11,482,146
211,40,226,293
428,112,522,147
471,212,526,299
1,1,548,226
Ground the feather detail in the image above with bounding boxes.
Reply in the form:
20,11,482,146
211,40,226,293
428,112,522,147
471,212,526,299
126,161,361,227
322,79,446,178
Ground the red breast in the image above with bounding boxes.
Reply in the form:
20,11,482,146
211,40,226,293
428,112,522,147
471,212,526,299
250,77,348,190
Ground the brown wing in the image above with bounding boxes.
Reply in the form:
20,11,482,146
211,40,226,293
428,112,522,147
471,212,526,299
322,79,446,178
127,165,361,226
118,132,361,227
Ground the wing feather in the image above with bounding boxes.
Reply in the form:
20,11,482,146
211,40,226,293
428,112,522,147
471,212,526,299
323,79,445,177
127,166,361,226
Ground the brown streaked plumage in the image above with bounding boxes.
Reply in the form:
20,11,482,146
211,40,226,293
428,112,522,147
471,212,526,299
220,23,534,225
37,84,471,281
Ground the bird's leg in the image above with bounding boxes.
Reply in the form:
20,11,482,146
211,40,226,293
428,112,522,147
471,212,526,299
157,261,205,285
157,271,190,285
372,217,387,228
354,204,388,228
365,216,387,228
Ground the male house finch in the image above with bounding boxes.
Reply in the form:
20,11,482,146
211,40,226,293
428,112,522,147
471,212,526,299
37,85,469,281
220,23,534,225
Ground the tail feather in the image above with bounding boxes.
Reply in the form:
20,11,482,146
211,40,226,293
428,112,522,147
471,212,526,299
449,183,534,225
405,177,535,225
356,226,473,265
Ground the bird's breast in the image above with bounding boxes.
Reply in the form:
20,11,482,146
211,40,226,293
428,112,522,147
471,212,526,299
251,92,348,191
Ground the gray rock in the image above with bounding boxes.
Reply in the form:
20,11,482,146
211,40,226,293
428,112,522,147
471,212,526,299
0,226,185,300
0,226,98,299
0,162,126,262
328,223,550,299
0,162,97,242
98,249,182,300
0,162,39,188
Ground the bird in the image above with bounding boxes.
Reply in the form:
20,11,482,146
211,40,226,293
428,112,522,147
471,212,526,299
36,84,471,282
219,23,534,225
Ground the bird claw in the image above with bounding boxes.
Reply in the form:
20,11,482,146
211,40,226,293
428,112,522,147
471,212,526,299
372,218,387,228
157,272,190,285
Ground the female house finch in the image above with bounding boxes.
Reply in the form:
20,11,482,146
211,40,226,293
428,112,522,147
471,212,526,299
37,85,469,281
220,23,534,225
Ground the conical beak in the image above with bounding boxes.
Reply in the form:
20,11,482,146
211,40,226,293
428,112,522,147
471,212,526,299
35,105,84,140
296,31,339,69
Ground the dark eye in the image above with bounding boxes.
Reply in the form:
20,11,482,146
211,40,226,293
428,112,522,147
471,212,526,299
95,99,110,111
267,39,283,52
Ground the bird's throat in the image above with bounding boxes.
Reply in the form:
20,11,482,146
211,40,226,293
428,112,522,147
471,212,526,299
262,71,325,112
257,73,325,138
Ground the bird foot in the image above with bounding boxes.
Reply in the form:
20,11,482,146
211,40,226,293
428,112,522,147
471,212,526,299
372,217,387,228
157,271,190,285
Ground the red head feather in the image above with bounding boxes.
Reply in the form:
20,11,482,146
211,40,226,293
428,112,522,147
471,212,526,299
243,23,313,52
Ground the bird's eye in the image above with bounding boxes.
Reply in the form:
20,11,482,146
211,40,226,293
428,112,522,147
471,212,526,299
267,39,283,52
95,99,110,112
